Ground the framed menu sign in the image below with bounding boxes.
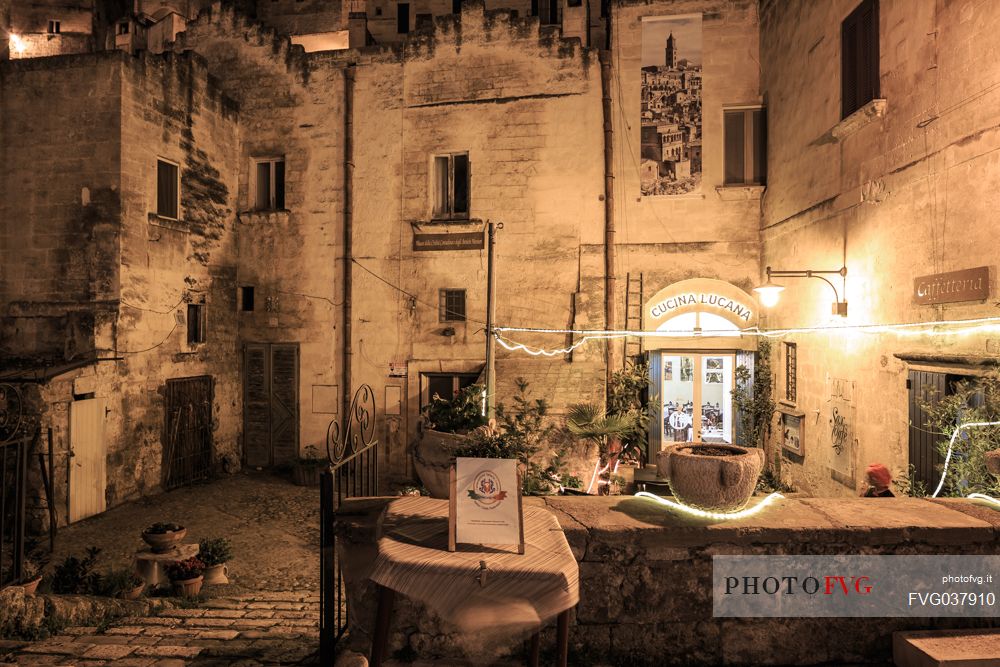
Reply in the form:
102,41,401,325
449,457,524,554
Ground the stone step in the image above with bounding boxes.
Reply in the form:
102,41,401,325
893,629,1000,667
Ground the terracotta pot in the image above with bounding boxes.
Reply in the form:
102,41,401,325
412,429,469,499
656,443,765,512
986,449,1000,478
121,582,145,600
203,563,230,585
142,528,187,554
21,576,41,597
172,575,204,597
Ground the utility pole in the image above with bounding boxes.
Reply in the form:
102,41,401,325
485,221,501,421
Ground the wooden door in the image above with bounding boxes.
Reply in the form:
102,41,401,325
164,376,214,490
69,398,106,523
243,343,299,467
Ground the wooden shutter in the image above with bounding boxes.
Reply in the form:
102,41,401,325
907,370,946,491
454,154,469,216
752,108,766,186
723,111,746,185
274,160,286,210
842,0,879,119
244,344,271,467
270,344,299,465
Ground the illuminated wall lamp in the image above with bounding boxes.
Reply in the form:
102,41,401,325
754,266,849,317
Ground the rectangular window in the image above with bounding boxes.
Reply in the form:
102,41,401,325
48,20,60,34
723,108,766,186
422,372,479,407
415,13,433,30
397,3,410,33
841,0,879,119
187,303,206,344
156,159,179,219
439,289,466,322
117,22,129,35
432,152,470,219
452,0,462,13
253,158,285,211
240,286,255,312
784,342,797,403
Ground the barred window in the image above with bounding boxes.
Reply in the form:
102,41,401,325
439,289,466,322
784,342,797,403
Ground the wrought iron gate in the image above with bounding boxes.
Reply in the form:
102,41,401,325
1,384,32,587
320,385,379,663
164,376,214,490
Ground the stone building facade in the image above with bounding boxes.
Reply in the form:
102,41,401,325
2,0,999,523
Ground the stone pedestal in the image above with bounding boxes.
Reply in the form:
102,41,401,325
135,543,199,587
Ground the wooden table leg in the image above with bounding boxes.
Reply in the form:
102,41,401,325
370,585,395,667
527,630,540,667
556,609,569,667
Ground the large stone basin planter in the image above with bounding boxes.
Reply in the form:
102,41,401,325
986,448,1000,478
411,429,469,499
656,443,765,511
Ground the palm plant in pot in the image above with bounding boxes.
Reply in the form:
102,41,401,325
566,403,637,495
165,557,205,597
142,522,186,554
199,537,233,585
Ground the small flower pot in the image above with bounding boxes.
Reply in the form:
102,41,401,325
142,527,187,554
21,576,42,597
203,563,229,585
121,582,145,600
172,575,204,597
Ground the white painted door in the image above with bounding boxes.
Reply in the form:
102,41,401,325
69,398,107,522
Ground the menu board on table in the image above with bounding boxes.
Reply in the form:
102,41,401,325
449,457,524,554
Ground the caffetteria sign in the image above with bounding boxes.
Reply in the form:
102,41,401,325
644,278,758,331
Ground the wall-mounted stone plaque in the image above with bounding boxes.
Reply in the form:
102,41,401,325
913,266,990,305
412,231,484,251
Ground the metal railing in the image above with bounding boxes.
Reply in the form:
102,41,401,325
320,384,379,663
1,384,32,588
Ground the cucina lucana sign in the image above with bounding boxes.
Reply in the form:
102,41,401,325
644,278,758,332
650,292,754,322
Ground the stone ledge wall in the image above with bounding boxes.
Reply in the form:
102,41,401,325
336,496,999,666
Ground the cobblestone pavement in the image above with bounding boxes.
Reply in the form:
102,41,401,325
0,592,319,665
2,473,323,665
35,472,319,594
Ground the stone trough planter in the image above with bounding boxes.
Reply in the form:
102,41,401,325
656,443,765,511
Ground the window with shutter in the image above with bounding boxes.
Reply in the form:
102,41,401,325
252,157,286,211
841,0,879,119
723,108,766,186
431,152,471,220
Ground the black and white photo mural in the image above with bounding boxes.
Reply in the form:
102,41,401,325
640,14,703,196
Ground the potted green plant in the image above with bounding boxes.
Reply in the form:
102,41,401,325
101,567,145,600
413,383,487,498
199,537,233,585
166,557,205,597
142,522,186,554
293,445,328,486
51,547,102,595
19,559,42,596
566,403,637,495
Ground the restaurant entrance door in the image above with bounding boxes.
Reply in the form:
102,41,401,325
660,352,735,445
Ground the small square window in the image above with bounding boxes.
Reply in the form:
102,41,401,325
252,158,286,211
240,286,255,312
156,159,179,219
48,20,60,34
432,152,470,219
439,289,466,322
187,303,206,344
117,22,129,35
723,108,766,186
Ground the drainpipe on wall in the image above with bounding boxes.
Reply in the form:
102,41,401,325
599,50,617,401
342,65,355,421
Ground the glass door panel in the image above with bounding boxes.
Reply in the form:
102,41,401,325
662,355,696,443
700,355,734,443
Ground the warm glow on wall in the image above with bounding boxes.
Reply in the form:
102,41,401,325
9,33,27,56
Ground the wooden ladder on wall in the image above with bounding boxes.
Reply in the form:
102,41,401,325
623,272,644,366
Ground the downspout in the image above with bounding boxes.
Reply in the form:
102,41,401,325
342,65,355,420
599,50,617,400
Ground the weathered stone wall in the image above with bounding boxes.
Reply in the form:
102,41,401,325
174,4,347,460
758,0,1000,496
347,2,605,482
5,0,95,58
2,51,241,522
0,52,122,363
606,0,763,361
337,495,1000,665
254,0,347,35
